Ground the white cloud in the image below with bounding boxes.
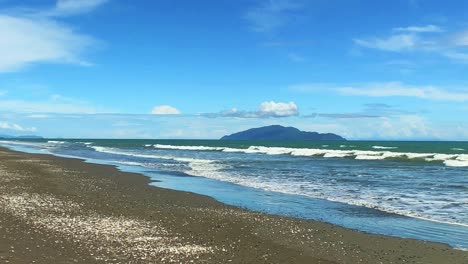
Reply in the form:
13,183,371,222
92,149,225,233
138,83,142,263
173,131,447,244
52,0,109,16
258,101,299,117
0,0,105,72
0,93,99,113
354,34,418,52
203,101,299,118
337,82,468,101
0,112,465,140
0,15,95,71
28,114,50,119
292,115,429,139
443,51,468,62
302,114,448,140
354,24,468,63
451,31,468,46
0,121,37,132
245,0,302,32
394,25,443,33
151,105,181,115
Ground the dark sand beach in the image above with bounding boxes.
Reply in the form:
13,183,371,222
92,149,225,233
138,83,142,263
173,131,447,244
0,147,467,263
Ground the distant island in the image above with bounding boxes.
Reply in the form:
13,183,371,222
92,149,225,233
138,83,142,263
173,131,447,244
220,125,346,141
0,135,43,139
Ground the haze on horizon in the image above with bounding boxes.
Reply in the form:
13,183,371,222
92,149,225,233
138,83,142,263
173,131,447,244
1,0,468,140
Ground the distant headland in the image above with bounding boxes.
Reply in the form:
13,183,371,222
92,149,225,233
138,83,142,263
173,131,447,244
0,135,43,139
220,125,346,141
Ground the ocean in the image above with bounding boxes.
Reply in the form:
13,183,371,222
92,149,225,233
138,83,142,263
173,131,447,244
1,139,467,249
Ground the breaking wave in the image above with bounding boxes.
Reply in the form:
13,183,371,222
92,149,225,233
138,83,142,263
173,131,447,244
152,144,468,167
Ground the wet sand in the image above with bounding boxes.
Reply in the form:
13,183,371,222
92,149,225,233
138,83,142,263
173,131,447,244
0,147,467,263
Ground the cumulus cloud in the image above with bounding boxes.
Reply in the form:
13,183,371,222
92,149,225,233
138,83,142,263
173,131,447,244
0,0,106,72
258,101,298,117
376,115,431,139
203,101,299,118
0,121,37,132
151,105,181,115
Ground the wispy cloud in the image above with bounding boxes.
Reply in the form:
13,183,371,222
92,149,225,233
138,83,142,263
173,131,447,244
245,0,302,33
0,93,99,114
291,82,468,102
354,24,468,62
393,24,443,33
354,34,420,52
0,112,466,140
203,101,299,118
51,0,109,16
443,51,468,62
304,103,411,120
0,121,37,132
318,113,380,119
151,105,181,115
0,0,106,72
451,30,468,46
27,114,50,119
337,82,468,101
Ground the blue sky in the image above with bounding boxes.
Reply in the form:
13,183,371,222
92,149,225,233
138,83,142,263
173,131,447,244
1,0,468,140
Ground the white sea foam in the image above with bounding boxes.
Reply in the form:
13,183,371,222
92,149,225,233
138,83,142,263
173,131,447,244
452,148,465,151
154,144,224,151
176,160,468,227
372,146,398,149
121,145,468,226
148,144,468,167
404,153,433,159
355,155,387,160
381,152,405,158
47,140,66,144
7,141,467,229
444,160,468,167
77,142,93,145
92,146,214,163
3,140,468,230
323,151,353,158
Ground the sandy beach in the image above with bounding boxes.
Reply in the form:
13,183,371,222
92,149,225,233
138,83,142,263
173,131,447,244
0,147,467,264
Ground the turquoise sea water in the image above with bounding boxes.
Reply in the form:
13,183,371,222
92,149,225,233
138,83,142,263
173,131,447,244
1,139,467,249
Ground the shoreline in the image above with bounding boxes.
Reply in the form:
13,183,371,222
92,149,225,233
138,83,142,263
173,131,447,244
0,147,467,263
